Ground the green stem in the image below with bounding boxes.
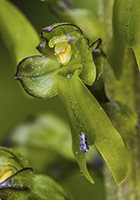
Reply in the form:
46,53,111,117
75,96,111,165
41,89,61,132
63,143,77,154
104,130,140,200
102,0,114,45
104,47,140,199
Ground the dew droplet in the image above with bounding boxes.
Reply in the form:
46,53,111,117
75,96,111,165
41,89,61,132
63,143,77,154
75,113,79,117
67,74,71,79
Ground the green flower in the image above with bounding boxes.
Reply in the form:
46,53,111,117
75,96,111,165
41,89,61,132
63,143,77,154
0,147,71,200
15,22,104,98
0,147,33,200
15,22,128,185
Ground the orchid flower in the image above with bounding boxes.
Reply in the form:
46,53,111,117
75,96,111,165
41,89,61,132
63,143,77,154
15,22,128,184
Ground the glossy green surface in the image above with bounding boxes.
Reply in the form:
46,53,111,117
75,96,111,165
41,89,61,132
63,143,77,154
57,65,128,184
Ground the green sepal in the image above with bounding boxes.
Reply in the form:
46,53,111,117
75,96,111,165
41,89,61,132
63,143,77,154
41,22,82,41
57,65,128,185
15,56,61,98
0,147,30,170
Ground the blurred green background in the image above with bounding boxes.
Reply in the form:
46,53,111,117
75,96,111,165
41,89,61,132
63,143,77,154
0,0,63,140
0,0,105,199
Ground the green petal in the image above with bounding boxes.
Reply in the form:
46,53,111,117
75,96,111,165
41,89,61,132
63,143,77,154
74,37,96,85
15,56,61,98
57,65,128,184
91,39,106,79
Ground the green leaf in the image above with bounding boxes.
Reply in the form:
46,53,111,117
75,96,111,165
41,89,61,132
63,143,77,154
0,0,40,65
0,147,30,170
15,56,60,98
57,65,128,184
102,101,137,143
107,0,140,79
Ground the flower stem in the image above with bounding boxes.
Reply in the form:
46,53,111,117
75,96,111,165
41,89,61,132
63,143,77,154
104,47,140,199
104,129,140,200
